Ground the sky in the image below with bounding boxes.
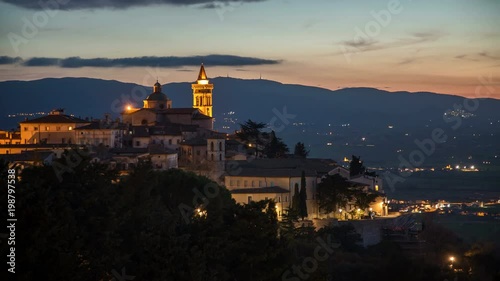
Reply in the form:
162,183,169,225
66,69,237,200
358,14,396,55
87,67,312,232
0,0,499,98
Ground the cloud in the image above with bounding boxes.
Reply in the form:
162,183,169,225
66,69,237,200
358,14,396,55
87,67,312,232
0,54,281,68
342,38,378,49
455,52,500,62
478,51,500,60
397,58,416,65
0,56,22,65
335,31,446,56
0,0,266,10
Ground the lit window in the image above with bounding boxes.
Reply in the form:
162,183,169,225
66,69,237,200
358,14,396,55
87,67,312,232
375,185,379,191
45,126,49,131
69,126,73,131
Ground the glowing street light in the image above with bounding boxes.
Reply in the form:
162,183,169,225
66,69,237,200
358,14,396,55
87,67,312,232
449,256,456,268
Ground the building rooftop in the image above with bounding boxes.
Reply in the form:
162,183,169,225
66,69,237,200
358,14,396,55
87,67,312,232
21,114,89,124
75,121,127,130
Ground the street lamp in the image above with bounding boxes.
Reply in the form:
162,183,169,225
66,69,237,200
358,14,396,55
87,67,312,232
449,256,455,268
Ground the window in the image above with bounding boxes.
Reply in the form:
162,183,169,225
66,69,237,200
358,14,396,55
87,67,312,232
68,126,73,131
251,181,255,187
236,180,240,186
375,185,379,191
285,196,288,202
230,180,234,186
45,126,49,131
56,126,61,131
62,138,66,144
34,127,38,131
24,127,28,131
135,141,140,146
219,142,222,151
219,154,222,161
244,180,247,187
277,196,281,203
196,150,200,156
248,196,253,204
210,142,214,152
168,139,172,145
177,139,180,144
259,181,262,187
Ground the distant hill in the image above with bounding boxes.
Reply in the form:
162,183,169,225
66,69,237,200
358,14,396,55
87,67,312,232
1,77,499,166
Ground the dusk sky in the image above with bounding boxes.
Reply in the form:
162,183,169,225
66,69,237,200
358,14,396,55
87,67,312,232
0,0,499,98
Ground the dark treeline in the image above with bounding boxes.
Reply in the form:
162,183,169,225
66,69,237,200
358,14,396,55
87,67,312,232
1,151,499,281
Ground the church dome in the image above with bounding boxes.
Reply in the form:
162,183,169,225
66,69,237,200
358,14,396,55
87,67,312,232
146,81,168,101
146,92,168,101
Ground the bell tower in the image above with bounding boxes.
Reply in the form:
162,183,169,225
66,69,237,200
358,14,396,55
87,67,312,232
192,64,213,117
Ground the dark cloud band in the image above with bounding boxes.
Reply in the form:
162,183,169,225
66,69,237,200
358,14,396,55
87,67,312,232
0,56,22,65
1,55,281,68
1,0,266,10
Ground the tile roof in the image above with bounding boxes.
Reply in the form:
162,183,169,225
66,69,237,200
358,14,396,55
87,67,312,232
75,121,127,130
21,114,89,124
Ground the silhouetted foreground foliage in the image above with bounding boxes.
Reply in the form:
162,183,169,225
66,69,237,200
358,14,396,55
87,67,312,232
1,154,499,281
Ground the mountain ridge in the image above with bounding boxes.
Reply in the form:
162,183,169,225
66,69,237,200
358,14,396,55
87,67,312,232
1,77,499,164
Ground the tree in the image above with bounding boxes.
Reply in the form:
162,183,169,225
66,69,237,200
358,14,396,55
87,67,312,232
352,190,378,218
236,119,268,157
349,155,366,177
291,183,300,214
293,142,309,158
263,131,289,158
317,174,352,215
299,170,308,220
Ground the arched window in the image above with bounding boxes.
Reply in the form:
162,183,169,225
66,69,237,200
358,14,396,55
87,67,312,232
219,154,222,161
219,141,222,151
210,141,214,152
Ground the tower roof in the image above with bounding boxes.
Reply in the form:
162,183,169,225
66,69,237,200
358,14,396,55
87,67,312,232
197,64,208,80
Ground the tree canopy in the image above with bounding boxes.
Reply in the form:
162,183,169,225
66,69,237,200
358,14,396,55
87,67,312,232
294,142,309,158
